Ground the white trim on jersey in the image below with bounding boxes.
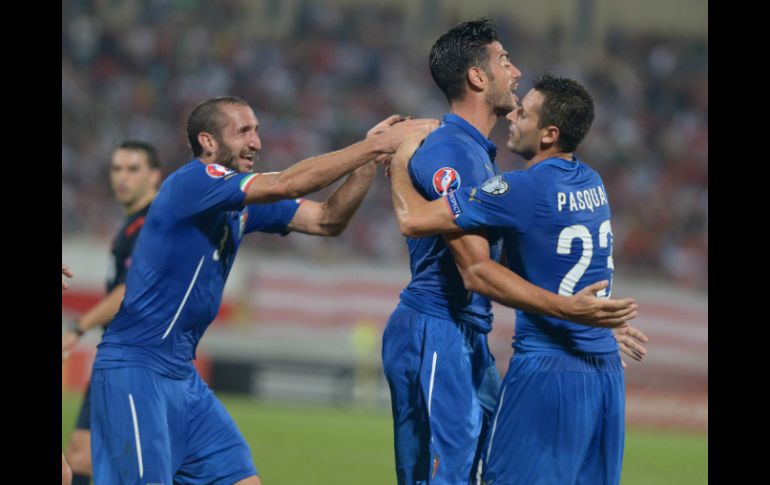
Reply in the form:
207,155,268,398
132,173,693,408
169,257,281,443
162,255,205,339
428,351,438,416
128,393,144,479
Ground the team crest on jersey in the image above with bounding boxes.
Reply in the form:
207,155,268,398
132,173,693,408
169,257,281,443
206,163,234,179
432,167,461,196
480,175,509,195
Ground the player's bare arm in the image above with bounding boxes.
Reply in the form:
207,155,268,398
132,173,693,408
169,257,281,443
445,232,637,328
245,117,438,205
390,133,462,237
62,284,127,352
285,116,404,236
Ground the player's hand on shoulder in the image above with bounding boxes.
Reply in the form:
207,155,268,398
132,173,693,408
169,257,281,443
376,117,439,153
367,114,407,138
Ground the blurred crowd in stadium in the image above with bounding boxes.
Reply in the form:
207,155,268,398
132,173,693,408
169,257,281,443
62,0,707,291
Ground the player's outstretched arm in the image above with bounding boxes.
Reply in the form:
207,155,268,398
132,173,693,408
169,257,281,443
445,233,638,328
285,117,403,236
244,116,438,205
286,161,377,236
390,133,462,237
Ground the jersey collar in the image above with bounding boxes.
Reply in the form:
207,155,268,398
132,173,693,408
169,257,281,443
442,114,498,161
535,155,580,171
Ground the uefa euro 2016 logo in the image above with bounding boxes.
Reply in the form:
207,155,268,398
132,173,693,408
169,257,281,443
432,167,461,196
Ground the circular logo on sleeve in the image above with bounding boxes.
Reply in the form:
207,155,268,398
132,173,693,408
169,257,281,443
480,175,509,195
432,167,461,196
206,163,234,178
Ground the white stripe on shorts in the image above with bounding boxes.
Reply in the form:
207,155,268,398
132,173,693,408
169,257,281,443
128,393,144,479
428,351,438,416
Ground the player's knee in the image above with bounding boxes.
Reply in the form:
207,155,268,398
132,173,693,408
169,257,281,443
64,443,91,475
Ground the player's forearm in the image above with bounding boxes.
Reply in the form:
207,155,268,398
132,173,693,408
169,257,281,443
245,138,384,204
463,260,569,318
390,151,423,234
77,284,126,332
316,162,377,236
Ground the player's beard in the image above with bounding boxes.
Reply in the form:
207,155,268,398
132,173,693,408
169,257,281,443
508,133,536,161
485,71,515,117
213,136,257,173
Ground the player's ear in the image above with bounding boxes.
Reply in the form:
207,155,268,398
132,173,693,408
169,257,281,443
467,66,486,92
541,125,560,146
198,132,217,156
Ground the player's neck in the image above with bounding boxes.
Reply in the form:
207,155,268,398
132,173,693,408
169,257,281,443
449,100,498,138
525,150,573,169
124,190,156,215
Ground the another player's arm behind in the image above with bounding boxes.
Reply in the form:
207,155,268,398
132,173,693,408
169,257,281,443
62,284,126,352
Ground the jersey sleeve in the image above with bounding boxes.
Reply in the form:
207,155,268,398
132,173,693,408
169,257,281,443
170,163,260,218
446,172,536,233
244,198,302,235
408,142,476,201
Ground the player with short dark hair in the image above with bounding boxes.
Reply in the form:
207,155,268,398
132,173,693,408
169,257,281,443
382,19,639,485
389,73,642,485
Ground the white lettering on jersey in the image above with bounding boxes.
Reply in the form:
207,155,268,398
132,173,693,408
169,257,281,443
559,185,609,213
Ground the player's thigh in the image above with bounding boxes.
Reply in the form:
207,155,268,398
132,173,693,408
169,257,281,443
424,322,487,483
576,361,625,485
176,377,257,485
73,380,93,431
90,367,178,485
469,332,501,418
382,305,426,385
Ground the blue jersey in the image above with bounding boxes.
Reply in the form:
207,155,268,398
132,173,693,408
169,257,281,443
94,160,301,377
400,114,503,333
447,156,617,353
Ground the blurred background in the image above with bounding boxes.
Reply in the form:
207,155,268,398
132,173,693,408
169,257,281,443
62,0,707,483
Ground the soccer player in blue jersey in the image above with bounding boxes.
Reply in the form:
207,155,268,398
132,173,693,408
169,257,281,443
382,19,640,485
87,96,436,485
389,74,641,484
63,141,161,485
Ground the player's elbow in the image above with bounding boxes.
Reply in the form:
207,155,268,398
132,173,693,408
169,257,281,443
318,221,347,237
460,263,489,295
397,218,420,238
460,270,484,294
396,214,428,238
